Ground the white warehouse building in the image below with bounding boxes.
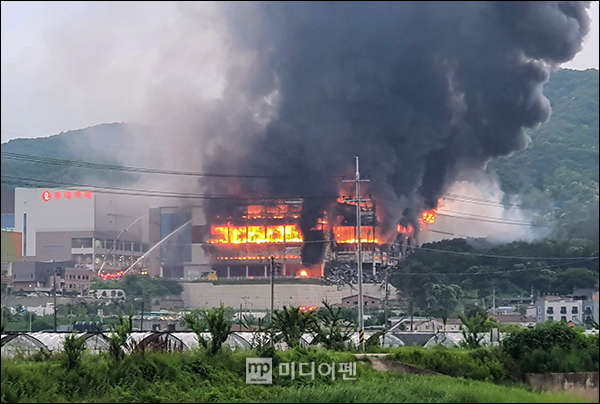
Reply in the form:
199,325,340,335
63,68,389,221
13,187,155,275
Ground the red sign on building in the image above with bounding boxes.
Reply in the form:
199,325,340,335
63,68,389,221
41,190,93,201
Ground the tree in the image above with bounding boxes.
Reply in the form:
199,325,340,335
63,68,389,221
241,315,271,350
552,267,600,295
107,313,132,361
272,306,315,348
62,333,87,370
183,303,232,354
424,283,462,312
458,309,497,349
204,303,232,354
310,300,356,351
501,320,598,373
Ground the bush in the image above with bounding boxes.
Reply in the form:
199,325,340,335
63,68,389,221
61,333,87,370
386,345,518,383
501,321,598,373
1,348,587,403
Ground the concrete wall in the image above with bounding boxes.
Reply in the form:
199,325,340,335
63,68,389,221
526,372,599,401
181,282,396,310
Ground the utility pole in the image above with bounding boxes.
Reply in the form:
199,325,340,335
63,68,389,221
492,285,496,316
382,267,389,347
53,267,58,332
140,299,145,331
270,255,275,345
343,156,370,351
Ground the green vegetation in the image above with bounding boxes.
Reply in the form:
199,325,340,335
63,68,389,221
183,303,232,354
1,123,148,190
387,346,518,384
458,310,498,349
501,321,599,374
1,347,587,403
383,322,598,383
391,237,599,315
270,306,315,348
61,333,87,370
488,68,599,243
309,301,356,351
107,314,132,362
92,275,183,301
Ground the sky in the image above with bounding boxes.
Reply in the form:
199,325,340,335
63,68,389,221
1,1,599,143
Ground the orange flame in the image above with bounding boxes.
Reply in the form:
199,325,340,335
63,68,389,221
419,209,436,224
209,224,303,244
299,269,308,277
333,226,379,243
396,224,414,234
101,270,125,281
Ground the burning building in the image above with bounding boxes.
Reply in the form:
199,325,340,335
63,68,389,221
149,2,589,280
149,196,410,281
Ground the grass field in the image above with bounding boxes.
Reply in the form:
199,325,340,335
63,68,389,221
1,347,590,403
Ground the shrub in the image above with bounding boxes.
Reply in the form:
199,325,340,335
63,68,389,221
107,313,132,361
61,333,87,370
387,345,518,383
501,320,598,373
184,302,232,354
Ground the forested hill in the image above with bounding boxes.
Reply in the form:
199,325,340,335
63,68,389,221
488,68,599,242
1,122,152,190
1,69,599,241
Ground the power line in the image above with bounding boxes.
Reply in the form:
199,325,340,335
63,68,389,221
0,175,340,201
2,173,547,227
1,180,547,228
408,245,598,260
151,239,598,261
437,209,533,224
1,151,344,179
2,151,551,213
2,130,201,157
395,257,599,276
4,172,592,261
435,212,549,227
441,193,525,210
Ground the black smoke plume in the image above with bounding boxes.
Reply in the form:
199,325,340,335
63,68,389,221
201,1,591,263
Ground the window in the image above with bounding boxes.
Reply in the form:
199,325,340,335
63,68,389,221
561,316,567,322
560,306,567,314
572,307,578,314
537,307,541,314
548,316,554,321
572,316,578,322
547,307,554,314
71,238,92,248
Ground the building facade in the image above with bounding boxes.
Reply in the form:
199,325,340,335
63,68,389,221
535,296,583,324
13,187,153,276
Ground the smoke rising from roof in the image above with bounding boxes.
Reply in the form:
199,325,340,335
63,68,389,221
200,1,591,251
6,2,590,264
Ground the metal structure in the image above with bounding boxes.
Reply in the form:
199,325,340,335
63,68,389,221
343,156,370,351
